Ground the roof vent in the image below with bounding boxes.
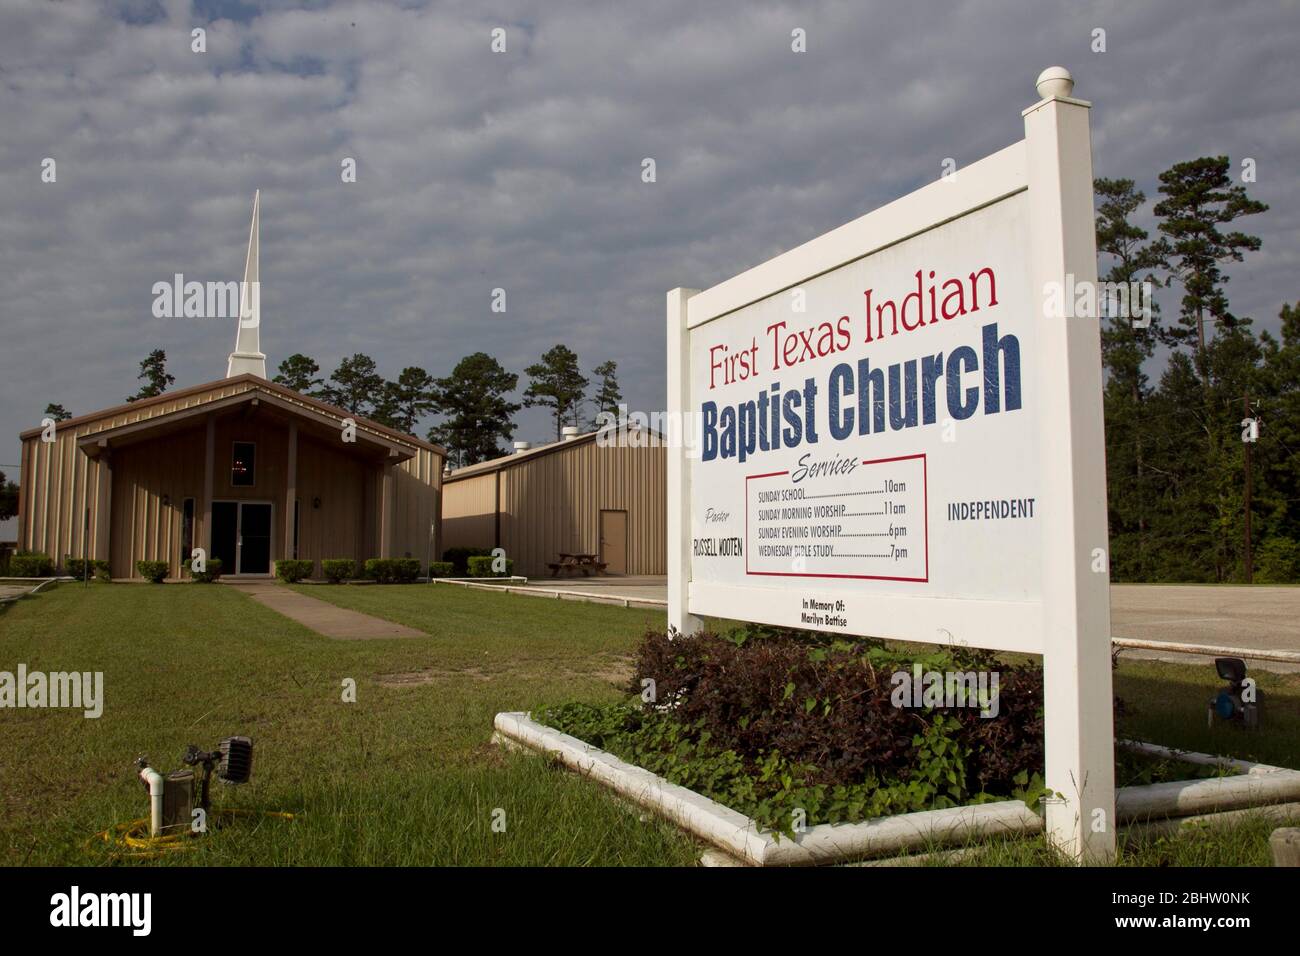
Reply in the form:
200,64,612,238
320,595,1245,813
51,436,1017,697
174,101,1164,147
561,426,579,441
513,441,531,453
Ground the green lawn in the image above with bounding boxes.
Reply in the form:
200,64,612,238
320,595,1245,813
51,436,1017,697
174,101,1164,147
0,582,696,866
2,581,1297,866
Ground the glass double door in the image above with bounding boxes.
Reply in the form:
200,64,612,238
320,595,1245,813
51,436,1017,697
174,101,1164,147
211,501,273,575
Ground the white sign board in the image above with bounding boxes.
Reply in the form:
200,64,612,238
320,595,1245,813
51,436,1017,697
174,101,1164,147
690,195,1041,625
666,69,1115,862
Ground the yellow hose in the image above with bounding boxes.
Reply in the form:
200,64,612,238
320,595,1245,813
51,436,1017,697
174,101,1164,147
88,808,295,860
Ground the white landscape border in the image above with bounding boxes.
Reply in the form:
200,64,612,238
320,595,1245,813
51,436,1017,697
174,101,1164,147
493,711,1300,867
666,67,1116,861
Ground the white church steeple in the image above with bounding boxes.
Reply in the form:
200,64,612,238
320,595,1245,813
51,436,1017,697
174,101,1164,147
226,190,267,378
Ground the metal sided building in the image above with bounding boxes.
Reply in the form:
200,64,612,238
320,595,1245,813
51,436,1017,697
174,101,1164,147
13,192,446,580
15,375,445,580
441,429,666,577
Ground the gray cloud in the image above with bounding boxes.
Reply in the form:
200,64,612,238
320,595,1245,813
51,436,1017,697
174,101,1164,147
1,0,1296,502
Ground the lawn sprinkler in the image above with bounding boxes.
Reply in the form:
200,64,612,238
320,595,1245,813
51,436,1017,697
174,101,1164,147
1207,658,1261,729
91,736,286,858
135,736,254,837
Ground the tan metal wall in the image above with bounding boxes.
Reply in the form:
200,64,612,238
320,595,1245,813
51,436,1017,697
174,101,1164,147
296,433,369,571
109,426,207,577
442,472,498,555
442,441,665,576
392,446,443,565
18,426,112,570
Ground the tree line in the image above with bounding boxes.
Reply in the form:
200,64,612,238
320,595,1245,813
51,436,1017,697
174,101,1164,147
267,345,622,467
31,344,625,472
1096,155,1297,582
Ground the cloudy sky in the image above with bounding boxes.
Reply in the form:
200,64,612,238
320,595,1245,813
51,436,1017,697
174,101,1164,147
2,0,1297,506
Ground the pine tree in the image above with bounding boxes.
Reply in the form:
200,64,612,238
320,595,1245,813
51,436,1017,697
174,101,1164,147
43,403,72,422
1142,157,1269,581
428,352,521,467
273,354,324,396
590,360,622,427
320,354,385,416
523,345,589,440
127,349,175,402
1253,302,1300,580
1095,178,1162,580
1151,156,1268,377
375,366,437,434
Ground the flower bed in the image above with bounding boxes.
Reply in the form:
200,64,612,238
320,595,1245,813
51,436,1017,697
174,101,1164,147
534,626,1052,835
534,627,1238,837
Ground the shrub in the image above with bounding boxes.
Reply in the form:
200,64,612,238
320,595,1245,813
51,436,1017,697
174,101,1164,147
364,557,422,583
10,552,55,577
536,627,1049,834
275,559,314,583
321,559,357,583
427,561,455,578
191,557,223,583
627,628,1044,794
136,560,169,583
64,558,110,580
467,555,513,578
442,546,491,575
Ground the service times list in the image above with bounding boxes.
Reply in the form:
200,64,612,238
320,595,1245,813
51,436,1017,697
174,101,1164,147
745,453,928,581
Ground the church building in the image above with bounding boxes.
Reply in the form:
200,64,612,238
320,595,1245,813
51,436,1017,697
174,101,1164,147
14,193,445,580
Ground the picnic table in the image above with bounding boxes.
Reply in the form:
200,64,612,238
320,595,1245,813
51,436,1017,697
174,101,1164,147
547,553,608,577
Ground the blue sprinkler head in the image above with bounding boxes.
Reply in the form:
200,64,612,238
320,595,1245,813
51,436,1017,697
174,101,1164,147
1214,691,1237,720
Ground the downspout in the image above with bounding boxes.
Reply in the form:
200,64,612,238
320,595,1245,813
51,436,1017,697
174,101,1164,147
494,470,501,551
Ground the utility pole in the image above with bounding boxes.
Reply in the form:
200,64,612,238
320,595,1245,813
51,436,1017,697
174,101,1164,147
1243,392,1253,584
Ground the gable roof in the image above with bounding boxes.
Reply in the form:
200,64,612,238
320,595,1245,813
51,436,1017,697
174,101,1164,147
444,424,663,481
20,374,447,458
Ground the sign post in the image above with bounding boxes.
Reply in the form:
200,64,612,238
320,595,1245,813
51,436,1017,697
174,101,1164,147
666,68,1114,863
667,286,704,637
1023,68,1115,862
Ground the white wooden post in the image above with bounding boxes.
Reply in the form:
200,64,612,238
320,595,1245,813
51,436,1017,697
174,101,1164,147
1024,67,1116,863
666,287,703,637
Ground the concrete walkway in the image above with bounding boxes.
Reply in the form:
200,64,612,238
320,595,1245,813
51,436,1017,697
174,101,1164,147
0,578,60,604
226,582,425,639
0,584,32,604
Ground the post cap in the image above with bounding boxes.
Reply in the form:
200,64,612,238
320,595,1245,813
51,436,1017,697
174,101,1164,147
1035,66,1074,99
